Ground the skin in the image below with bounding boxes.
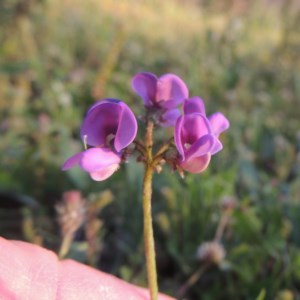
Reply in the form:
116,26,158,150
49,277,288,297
0,237,174,300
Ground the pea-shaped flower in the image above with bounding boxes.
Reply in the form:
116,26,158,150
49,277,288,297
174,97,229,173
131,72,188,126
62,99,137,181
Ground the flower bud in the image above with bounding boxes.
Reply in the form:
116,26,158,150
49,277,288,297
196,241,225,265
56,190,86,237
220,196,236,212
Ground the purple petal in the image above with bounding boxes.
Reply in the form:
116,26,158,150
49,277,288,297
174,116,185,159
131,72,157,106
114,102,138,152
180,113,211,146
211,139,223,155
89,164,120,181
86,98,121,115
156,73,188,104
180,154,211,174
183,97,206,115
159,99,183,109
80,101,121,147
161,109,181,127
61,152,83,171
209,112,230,136
80,148,121,172
185,134,215,161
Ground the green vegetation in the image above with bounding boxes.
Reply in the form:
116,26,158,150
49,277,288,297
1,0,300,299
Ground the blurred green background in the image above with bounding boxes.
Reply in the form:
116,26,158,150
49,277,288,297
1,0,300,299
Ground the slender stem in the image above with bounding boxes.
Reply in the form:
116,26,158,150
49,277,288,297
152,137,174,166
133,140,147,155
214,212,230,242
145,121,154,158
58,232,74,259
154,137,173,158
177,262,210,299
143,120,158,300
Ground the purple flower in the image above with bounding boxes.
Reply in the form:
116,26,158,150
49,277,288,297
62,99,137,181
62,148,121,181
131,72,188,126
174,97,229,174
81,99,137,151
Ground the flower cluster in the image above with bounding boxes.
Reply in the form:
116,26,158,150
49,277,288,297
62,72,229,180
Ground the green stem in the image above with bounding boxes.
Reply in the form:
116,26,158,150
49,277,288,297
177,262,210,299
133,140,147,156
152,137,174,165
58,232,74,259
214,212,230,242
143,120,158,300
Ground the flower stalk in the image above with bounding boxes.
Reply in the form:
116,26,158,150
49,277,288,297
177,262,210,299
58,233,74,259
62,72,230,299
143,120,158,300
